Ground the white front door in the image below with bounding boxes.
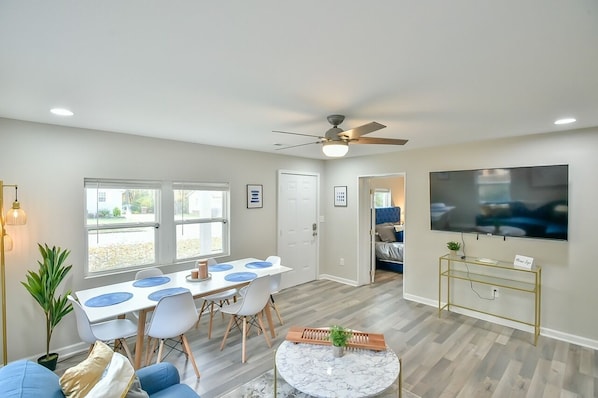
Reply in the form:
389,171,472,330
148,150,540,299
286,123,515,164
277,171,319,289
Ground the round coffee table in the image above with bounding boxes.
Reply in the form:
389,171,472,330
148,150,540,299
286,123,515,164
275,340,401,397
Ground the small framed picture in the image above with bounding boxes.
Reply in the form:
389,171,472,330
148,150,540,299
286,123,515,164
334,186,347,207
247,184,263,209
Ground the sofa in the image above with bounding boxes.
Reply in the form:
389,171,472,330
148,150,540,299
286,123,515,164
475,200,568,240
0,360,200,398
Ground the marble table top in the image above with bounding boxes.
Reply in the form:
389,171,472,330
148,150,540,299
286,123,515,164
275,340,400,398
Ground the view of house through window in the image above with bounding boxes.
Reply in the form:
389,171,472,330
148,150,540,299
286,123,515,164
85,179,229,275
174,184,228,261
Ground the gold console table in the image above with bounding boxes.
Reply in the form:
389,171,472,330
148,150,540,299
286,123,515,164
438,254,541,345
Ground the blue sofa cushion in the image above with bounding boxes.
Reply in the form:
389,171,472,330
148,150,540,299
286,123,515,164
137,363,198,398
0,360,64,398
0,360,200,398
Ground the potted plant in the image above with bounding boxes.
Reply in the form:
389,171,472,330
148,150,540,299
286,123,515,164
21,244,74,370
329,325,352,357
447,241,461,255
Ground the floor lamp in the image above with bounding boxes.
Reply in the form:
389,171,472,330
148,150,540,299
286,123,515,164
1,180,27,365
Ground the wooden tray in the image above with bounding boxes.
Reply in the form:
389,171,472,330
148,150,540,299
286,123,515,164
285,326,386,351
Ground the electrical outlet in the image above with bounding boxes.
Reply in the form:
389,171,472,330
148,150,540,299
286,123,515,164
339,258,344,266
492,287,499,298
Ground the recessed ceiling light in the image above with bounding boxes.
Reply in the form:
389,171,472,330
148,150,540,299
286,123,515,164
50,108,74,116
554,117,576,125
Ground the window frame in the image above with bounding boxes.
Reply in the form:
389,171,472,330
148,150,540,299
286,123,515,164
84,178,230,277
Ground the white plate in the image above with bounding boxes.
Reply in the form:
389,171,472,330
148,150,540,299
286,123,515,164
186,273,211,282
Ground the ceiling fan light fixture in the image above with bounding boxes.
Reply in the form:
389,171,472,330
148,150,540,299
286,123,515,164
322,141,348,157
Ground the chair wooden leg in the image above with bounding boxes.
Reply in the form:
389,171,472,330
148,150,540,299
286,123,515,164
145,337,156,367
257,312,272,348
220,315,235,350
208,302,215,339
120,338,134,364
181,334,201,378
196,301,209,329
156,340,165,364
271,295,284,325
242,316,248,363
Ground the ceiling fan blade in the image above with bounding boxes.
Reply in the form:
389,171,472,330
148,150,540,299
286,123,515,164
352,137,408,145
275,140,323,150
340,122,386,140
273,130,323,139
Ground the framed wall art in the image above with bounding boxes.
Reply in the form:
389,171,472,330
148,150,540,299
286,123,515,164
334,186,347,207
247,184,263,208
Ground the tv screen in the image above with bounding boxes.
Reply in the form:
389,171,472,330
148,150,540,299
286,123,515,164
429,165,568,240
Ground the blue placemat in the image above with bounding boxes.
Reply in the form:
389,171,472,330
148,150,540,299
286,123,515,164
85,292,133,307
209,264,234,272
224,272,257,282
132,276,171,287
245,261,272,269
148,287,189,301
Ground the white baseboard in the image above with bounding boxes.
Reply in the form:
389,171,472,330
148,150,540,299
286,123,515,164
318,274,359,287
403,292,598,350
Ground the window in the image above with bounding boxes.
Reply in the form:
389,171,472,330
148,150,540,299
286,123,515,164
85,179,229,276
173,183,229,261
476,169,511,203
374,189,392,208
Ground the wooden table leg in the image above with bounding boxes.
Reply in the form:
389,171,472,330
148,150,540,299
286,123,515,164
134,309,147,369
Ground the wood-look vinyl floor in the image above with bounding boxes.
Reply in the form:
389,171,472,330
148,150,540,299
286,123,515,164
57,271,598,397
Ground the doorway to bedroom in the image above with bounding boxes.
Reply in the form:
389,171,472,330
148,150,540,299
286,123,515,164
358,173,405,285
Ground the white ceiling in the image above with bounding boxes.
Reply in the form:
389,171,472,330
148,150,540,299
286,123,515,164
1,1,597,159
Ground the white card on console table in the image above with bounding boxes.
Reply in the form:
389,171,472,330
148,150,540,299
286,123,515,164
514,255,534,269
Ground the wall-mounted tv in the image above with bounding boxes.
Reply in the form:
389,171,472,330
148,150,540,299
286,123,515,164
429,165,568,241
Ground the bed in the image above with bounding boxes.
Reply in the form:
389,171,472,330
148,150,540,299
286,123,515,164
375,207,404,273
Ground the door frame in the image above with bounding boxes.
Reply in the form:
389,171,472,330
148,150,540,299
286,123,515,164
276,169,320,287
357,172,406,285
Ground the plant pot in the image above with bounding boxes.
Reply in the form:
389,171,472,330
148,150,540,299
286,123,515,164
38,353,59,371
332,345,344,358
449,250,458,256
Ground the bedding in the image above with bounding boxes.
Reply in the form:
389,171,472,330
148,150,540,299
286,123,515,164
375,241,404,263
374,207,404,273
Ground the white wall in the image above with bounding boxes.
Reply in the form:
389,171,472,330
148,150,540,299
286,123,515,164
2,117,597,362
322,127,598,347
0,118,324,362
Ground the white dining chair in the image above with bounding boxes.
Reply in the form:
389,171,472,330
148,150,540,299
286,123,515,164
68,295,138,363
219,275,272,363
145,290,201,378
195,258,238,339
132,267,163,323
135,267,163,280
239,255,284,325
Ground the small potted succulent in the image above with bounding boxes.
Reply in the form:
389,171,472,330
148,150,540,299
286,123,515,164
446,241,461,255
329,325,352,358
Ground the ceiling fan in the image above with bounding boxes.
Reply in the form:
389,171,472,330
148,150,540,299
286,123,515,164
273,114,408,157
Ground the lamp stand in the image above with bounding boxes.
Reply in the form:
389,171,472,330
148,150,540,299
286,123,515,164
0,180,8,365
1,180,24,366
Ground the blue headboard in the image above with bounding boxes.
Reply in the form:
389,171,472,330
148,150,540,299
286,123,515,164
375,207,401,225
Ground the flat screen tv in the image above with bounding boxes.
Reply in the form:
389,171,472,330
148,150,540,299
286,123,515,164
429,165,568,241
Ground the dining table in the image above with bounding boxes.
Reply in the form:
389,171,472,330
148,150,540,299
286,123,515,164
74,257,291,369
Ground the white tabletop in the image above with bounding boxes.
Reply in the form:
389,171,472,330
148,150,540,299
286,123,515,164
75,257,290,323
275,340,400,398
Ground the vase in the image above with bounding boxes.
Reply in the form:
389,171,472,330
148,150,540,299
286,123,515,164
38,353,59,371
450,250,458,256
332,345,344,358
